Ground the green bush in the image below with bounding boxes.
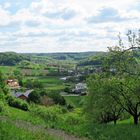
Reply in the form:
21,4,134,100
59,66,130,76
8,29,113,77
40,90,66,105
24,79,44,89
28,90,41,104
0,101,5,112
6,96,29,111
64,113,82,125
31,105,66,127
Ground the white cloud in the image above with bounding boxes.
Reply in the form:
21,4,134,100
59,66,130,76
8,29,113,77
3,2,11,9
0,6,11,26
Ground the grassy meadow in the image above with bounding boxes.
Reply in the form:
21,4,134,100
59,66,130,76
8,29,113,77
1,104,140,140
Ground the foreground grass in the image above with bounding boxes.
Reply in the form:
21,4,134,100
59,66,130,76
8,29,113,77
0,121,56,140
55,121,140,140
2,104,140,140
3,106,47,126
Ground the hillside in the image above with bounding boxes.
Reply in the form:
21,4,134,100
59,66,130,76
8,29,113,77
0,52,30,66
24,52,103,61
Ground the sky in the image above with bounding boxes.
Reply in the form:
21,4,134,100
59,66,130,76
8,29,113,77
0,0,140,53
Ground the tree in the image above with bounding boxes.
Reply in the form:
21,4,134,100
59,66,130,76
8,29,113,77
24,79,43,89
0,52,29,66
0,71,9,95
28,90,41,104
87,74,123,124
87,30,140,125
13,70,23,86
109,76,140,125
104,30,140,124
40,90,66,105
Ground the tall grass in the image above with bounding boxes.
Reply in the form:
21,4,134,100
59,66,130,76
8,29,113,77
0,121,55,140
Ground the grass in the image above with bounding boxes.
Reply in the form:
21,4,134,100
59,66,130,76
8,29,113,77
2,103,140,140
64,96,86,108
118,117,133,124
2,106,46,126
24,76,65,91
87,123,140,140
55,120,140,140
32,76,62,84
0,120,56,140
0,66,17,74
0,106,61,140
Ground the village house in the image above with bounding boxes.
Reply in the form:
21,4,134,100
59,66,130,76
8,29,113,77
73,83,87,95
12,90,33,101
7,79,20,89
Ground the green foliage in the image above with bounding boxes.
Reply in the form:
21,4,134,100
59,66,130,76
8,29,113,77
24,79,44,89
64,96,86,108
63,109,84,125
28,90,41,104
0,70,9,95
0,101,5,112
87,74,123,124
40,90,66,105
78,54,106,67
0,52,29,66
64,86,71,93
31,105,66,127
46,92,66,105
6,96,29,111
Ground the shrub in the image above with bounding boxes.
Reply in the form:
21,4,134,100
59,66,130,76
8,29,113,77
64,87,71,93
24,79,44,89
28,90,41,104
40,90,66,105
0,101,5,112
63,109,84,125
0,88,5,101
6,96,29,111
31,105,65,127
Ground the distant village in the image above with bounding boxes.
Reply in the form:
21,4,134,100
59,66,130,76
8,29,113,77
6,73,88,101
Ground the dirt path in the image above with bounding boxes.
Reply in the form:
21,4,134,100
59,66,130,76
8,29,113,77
0,116,87,140
47,128,87,140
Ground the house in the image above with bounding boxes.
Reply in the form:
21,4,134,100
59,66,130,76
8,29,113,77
7,79,20,89
60,76,71,81
12,90,33,100
60,77,67,81
73,83,87,95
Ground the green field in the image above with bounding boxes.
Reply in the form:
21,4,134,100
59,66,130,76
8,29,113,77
24,76,65,91
0,66,17,74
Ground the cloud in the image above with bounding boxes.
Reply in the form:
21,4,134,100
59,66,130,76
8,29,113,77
3,2,11,9
0,21,21,33
25,20,41,27
44,8,77,20
87,7,135,23
0,6,11,26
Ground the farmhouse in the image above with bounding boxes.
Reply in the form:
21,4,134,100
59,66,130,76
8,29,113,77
7,79,20,89
12,90,33,100
73,83,87,95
